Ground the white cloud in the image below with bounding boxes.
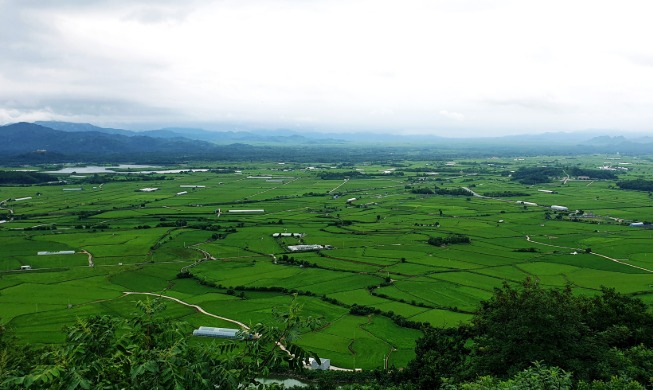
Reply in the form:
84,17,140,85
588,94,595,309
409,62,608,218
440,110,465,121
1,0,653,135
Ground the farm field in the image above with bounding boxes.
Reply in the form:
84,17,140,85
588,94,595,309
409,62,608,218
2,156,653,370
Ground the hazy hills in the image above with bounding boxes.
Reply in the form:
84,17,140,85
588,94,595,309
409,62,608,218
1,121,652,164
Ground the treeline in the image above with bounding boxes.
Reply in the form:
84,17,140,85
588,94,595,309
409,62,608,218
428,234,470,246
0,171,57,184
481,191,530,197
617,179,653,192
511,166,619,184
411,187,471,196
568,167,617,179
317,171,366,180
81,174,172,184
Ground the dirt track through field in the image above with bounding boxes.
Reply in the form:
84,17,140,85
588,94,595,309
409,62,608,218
121,291,354,370
525,235,653,273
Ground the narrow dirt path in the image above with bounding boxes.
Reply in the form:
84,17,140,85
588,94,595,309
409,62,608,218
123,291,249,329
121,291,354,371
525,235,653,273
329,179,349,193
80,249,94,267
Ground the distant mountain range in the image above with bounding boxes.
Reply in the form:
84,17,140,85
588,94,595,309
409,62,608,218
0,121,652,164
35,121,343,144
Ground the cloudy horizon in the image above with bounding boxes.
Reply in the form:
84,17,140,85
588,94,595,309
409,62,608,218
2,0,653,137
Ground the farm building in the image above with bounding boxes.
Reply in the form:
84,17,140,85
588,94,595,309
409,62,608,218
15,197,32,201
272,233,305,238
346,198,357,204
287,244,329,252
20,265,32,270
630,222,645,227
37,250,76,256
228,209,265,213
550,205,569,212
538,189,554,194
516,201,538,206
138,188,159,192
176,191,188,196
306,358,331,370
192,327,246,339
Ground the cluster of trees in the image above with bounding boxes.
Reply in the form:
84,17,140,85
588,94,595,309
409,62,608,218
317,171,366,180
434,188,471,196
80,173,171,184
428,234,471,246
411,187,472,196
398,279,653,389
410,187,434,195
510,166,562,184
278,254,314,268
617,179,653,192
567,167,617,180
0,171,56,185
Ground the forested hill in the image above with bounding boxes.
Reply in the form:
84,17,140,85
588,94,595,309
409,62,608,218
3,121,653,164
0,122,221,163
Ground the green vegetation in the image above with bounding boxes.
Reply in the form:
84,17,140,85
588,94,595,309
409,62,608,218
1,296,321,389
0,171,57,184
398,280,653,389
617,179,653,192
2,154,653,386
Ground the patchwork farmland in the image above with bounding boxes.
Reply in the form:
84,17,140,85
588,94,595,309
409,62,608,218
2,156,653,369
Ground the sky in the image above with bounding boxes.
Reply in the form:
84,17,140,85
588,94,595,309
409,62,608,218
1,0,653,137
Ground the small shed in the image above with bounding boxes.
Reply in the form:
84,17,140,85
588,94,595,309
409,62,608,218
307,358,331,370
192,326,243,339
20,265,32,270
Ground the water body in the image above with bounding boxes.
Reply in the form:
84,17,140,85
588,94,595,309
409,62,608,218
45,165,209,174
45,165,160,174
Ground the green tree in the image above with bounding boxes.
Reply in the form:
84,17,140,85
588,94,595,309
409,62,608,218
2,296,320,389
470,279,596,378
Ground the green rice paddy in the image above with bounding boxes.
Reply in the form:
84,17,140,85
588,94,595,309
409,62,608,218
2,157,653,369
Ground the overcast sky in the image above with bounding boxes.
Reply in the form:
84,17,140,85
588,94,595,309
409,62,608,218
2,0,653,136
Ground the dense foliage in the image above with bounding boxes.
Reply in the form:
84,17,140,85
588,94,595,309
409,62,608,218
427,234,471,246
0,296,321,389
399,279,653,389
617,179,653,192
567,167,617,180
0,171,57,184
511,167,561,184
